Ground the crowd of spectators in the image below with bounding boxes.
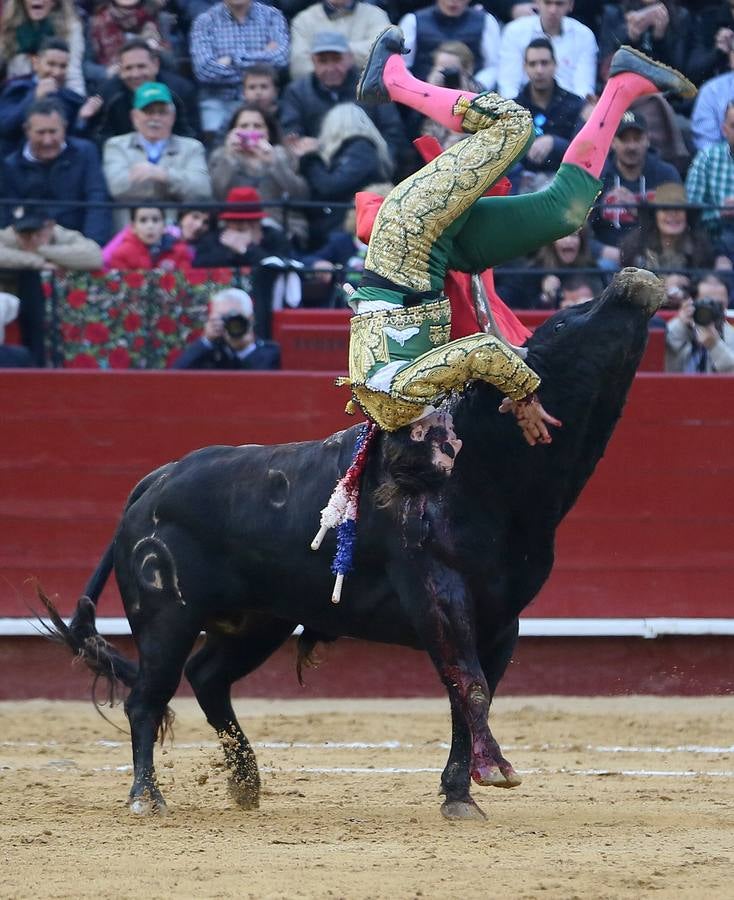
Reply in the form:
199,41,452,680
1,0,734,373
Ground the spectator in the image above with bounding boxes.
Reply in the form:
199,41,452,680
89,0,169,75
192,186,301,336
103,205,193,270
0,38,103,154
620,181,721,273
497,0,598,100
686,101,734,261
1,98,111,246
0,0,86,95
558,271,603,307
690,36,734,152
242,63,279,116
173,287,281,369
398,0,500,89
279,31,407,168
95,38,200,144
103,81,211,231
598,2,691,84
628,92,690,175
0,206,103,364
0,292,33,367
189,0,290,138
688,0,734,85
208,102,311,249
513,37,585,184
666,272,734,372
289,0,390,80
589,110,681,270
292,102,394,247
420,40,481,150
102,204,211,266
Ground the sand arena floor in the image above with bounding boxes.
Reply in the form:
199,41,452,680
1,696,733,899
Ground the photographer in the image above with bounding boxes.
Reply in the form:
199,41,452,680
172,288,281,370
665,273,734,372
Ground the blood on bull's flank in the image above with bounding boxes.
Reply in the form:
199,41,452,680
40,268,663,821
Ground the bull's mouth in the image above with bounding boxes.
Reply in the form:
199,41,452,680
608,267,664,316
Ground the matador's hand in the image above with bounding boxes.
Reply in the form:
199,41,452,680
499,393,562,446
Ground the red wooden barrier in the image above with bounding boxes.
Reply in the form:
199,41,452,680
0,371,732,621
272,310,667,371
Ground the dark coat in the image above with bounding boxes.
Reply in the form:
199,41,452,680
173,337,281,370
191,224,295,269
514,81,585,172
94,70,200,145
299,137,389,246
598,3,692,80
1,137,112,245
0,79,86,155
278,68,407,166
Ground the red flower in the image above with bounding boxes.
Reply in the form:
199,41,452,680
166,348,183,367
155,315,177,335
123,312,142,332
106,280,120,293
214,267,234,284
83,321,110,344
187,268,208,285
108,307,120,319
179,314,191,326
66,353,99,369
108,347,131,369
124,271,145,288
132,336,146,350
67,289,88,309
158,272,176,291
61,323,82,341
152,337,162,348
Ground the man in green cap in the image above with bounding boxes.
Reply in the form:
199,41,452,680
102,81,212,230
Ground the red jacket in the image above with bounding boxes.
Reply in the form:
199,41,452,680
354,136,530,347
105,229,192,272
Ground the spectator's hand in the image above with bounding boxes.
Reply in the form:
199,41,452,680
311,259,335,285
35,77,58,98
219,226,254,254
290,136,320,158
78,95,104,121
715,254,733,270
526,134,554,164
722,196,734,218
106,63,120,78
540,274,561,303
649,2,669,38
715,27,734,54
677,297,694,326
695,322,720,349
250,138,273,163
129,161,168,184
217,55,233,67
140,21,163,49
600,244,621,266
204,315,224,341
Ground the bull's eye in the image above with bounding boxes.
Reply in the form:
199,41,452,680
554,321,566,332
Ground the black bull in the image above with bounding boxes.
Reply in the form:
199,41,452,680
42,268,663,820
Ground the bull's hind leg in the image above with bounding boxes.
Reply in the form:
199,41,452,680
125,612,202,816
185,615,295,809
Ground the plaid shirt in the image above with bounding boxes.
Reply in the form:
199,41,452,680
685,141,734,231
190,1,289,86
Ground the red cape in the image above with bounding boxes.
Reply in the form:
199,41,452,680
354,135,530,347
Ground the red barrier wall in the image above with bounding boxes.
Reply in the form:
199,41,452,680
1,371,733,621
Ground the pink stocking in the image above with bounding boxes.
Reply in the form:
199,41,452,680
383,54,477,133
563,72,662,178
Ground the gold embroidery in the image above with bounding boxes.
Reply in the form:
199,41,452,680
364,95,533,292
429,324,451,346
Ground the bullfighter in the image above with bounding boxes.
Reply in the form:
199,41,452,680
343,27,695,442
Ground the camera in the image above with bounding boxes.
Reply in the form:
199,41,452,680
236,129,262,149
692,298,724,328
221,312,251,338
441,66,462,90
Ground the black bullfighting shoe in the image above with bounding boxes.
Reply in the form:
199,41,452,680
356,25,406,105
609,45,697,99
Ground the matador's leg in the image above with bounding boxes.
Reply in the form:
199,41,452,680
363,93,533,295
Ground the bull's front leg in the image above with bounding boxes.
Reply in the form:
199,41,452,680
387,556,519,821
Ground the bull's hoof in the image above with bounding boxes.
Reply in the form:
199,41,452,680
441,799,487,821
227,774,260,809
471,763,522,788
129,796,168,816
